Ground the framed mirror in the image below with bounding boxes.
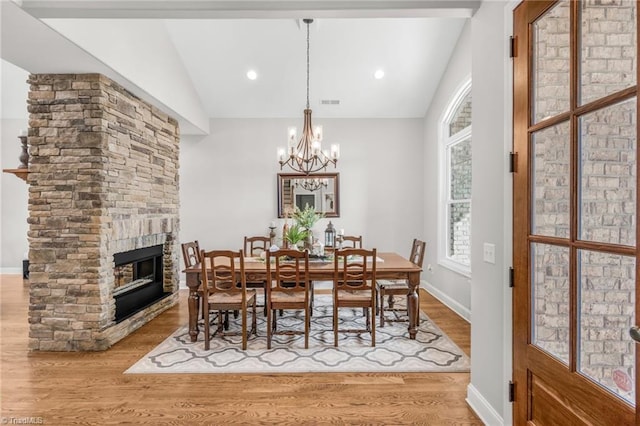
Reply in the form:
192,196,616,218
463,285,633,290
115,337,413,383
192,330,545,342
277,173,340,218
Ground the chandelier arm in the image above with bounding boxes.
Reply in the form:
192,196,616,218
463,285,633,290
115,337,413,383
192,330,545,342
285,151,337,174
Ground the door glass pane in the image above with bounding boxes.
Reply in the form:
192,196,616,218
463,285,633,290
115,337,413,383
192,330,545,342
578,250,636,406
531,243,570,365
580,0,637,106
532,121,570,238
579,98,636,246
532,0,570,124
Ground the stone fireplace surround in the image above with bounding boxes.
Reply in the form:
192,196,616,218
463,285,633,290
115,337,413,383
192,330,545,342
27,73,180,351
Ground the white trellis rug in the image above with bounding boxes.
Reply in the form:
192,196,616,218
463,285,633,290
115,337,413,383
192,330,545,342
125,295,469,374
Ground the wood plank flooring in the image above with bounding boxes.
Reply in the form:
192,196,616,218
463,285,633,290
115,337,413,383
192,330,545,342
0,274,481,425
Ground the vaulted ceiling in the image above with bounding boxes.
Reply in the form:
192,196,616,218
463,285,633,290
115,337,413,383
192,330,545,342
1,1,478,134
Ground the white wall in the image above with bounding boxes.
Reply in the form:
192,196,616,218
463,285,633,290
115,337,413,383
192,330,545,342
1,60,29,273
1,119,29,273
179,117,425,269
467,1,511,425
424,4,514,423
422,20,472,319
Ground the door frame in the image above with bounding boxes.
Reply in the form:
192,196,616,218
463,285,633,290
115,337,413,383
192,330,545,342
503,2,519,425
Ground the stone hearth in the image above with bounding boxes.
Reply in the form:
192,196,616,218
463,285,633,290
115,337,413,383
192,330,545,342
26,74,180,351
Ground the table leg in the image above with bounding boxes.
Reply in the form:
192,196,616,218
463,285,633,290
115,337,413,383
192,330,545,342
186,271,201,342
188,289,199,342
407,271,421,339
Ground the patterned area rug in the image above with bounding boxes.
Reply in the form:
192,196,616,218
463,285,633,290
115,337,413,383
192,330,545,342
125,295,469,374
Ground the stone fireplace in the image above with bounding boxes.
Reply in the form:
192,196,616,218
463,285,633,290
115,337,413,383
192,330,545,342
26,73,180,351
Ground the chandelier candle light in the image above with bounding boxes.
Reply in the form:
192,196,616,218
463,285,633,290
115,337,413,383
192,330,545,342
278,18,339,175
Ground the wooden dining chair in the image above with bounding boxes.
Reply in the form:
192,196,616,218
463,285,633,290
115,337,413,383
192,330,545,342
265,249,312,349
181,240,201,269
181,240,206,319
244,236,270,257
376,238,426,327
333,248,377,347
341,235,362,249
201,249,257,350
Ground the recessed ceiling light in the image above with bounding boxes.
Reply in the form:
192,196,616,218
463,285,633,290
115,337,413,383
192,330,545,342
374,69,385,80
246,70,258,80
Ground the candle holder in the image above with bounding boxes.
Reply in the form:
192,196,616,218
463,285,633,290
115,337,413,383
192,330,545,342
18,135,29,169
2,133,30,182
269,226,277,245
336,234,344,250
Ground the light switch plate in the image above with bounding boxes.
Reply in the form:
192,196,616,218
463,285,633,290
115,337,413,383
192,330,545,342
483,243,496,264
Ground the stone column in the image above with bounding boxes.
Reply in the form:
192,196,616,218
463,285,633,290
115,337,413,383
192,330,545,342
27,74,180,351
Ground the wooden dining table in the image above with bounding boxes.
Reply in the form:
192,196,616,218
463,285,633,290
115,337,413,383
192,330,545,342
183,252,422,342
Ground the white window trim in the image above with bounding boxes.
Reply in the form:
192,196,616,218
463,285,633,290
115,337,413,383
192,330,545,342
438,77,472,277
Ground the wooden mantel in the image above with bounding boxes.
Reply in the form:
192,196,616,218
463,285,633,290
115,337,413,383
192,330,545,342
3,168,29,182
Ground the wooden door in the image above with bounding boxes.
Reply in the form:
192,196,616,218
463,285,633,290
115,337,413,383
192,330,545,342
513,0,639,424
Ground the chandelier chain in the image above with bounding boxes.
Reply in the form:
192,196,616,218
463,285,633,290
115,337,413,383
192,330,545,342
306,20,310,109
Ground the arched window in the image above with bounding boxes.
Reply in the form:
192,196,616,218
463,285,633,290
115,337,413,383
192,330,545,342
438,78,472,276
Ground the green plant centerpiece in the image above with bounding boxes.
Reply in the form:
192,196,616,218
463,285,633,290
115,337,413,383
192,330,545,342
292,204,325,250
284,223,308,249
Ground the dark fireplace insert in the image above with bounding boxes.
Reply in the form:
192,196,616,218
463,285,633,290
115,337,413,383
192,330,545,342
113,245,169,323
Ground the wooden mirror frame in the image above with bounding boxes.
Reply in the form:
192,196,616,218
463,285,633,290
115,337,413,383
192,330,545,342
277,173,340,218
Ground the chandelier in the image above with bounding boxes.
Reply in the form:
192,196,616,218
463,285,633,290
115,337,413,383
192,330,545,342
278,18,339,175
295,177,328,192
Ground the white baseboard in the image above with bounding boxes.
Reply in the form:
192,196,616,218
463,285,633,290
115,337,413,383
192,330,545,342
421,280,471,322
0,268,23,275
467,384,504,426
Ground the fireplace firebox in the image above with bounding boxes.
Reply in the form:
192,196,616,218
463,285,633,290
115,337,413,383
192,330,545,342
113,245,169,323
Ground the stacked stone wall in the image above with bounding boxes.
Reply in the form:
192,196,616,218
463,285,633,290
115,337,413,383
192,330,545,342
27,74,180,351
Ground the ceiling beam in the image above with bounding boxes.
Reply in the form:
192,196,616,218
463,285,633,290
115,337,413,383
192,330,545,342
18,1,480,19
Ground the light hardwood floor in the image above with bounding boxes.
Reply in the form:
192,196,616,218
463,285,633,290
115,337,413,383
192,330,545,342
0,274,481,425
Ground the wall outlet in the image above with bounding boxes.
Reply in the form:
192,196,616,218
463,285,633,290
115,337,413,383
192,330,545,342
483,243,496,264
